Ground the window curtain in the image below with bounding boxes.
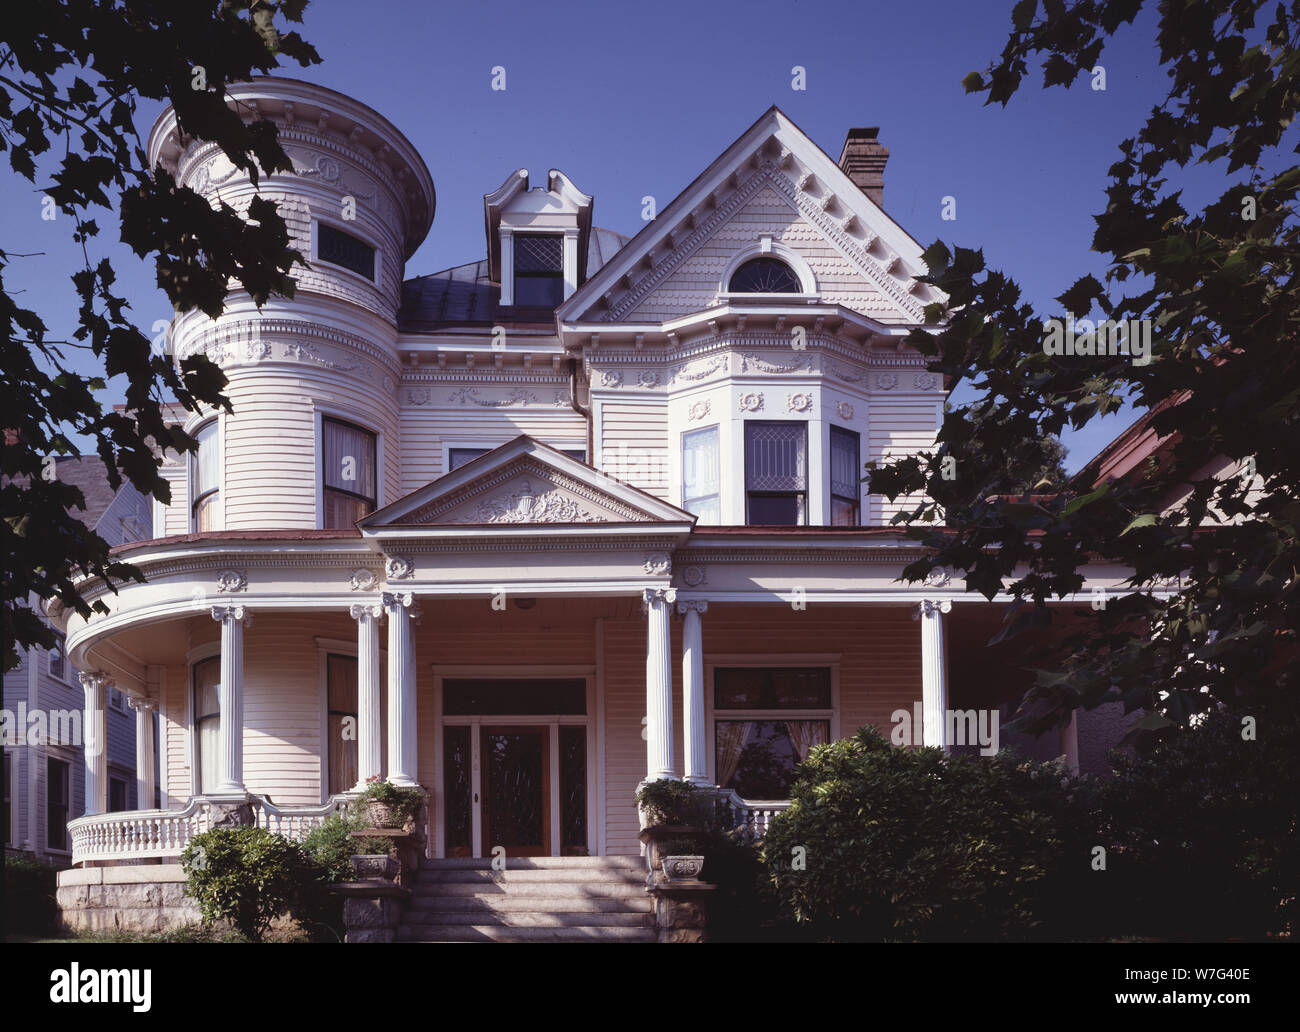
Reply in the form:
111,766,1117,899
785,720,828,763
830,428,860,500
323,419,376,500
194,659,221,794
194,421,219,497
327,655,359,795
715,720,752,791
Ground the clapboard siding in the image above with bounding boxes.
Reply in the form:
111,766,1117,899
867,400,941,524
598,400,669,496
627,184,906,324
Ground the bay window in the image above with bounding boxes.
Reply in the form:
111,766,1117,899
745,421,807,525
322,418,377,527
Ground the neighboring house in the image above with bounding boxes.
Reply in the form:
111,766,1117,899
44,78,1161,935
3,456,157,865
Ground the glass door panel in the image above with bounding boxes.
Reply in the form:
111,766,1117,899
480,726,549,857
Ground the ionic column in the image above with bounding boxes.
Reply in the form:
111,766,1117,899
78,671,109,816
383,592,417,787
915,599,952,749
210,604,248,795
677,599,710,784
127,697,157,810
643,588,677,782
350,602,385,789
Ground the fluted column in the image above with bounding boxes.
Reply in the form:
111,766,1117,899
210,604,248,795
350,602,385,789
915,599,951,748
78,671,108,816
643,588,677,782
383,592,417,787
127,697,157,810
677,600,710,784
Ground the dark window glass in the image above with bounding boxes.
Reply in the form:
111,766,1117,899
322,418,377,527
327,654,358,796
830,426,861,526
49,634,66,681
715,667,832,709
513,234,564,307
2,753,11,846
450,446,584,472
109,776,128,813
560,726,588,856
728,257,801,293
745,422,807,525
318,223,375,280
443,726,472,855
443,679,587,716
47,757,69,850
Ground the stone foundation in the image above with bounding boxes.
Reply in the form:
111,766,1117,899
57,864,200,934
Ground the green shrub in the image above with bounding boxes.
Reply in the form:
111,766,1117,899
181,827,317,941
2,855,60,936
300,810,374,882
357,777,426,825
760,727,1095,941
635,778,705,825
1094,698,1299,940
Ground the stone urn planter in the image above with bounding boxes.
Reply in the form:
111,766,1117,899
662,855,705,882
364,800,403,829
350,854,400,882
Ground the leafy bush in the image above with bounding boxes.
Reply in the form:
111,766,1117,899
635,778,703,825
2,855,60,936
760,727,1095,941
1094,698,1299,940
299,810,392,882
357,777,426,826
181,827,317,941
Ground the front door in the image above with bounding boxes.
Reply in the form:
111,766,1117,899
480,725,550,857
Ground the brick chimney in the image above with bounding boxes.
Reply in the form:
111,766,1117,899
838,127,889,207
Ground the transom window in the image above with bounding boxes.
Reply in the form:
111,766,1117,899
443,679,587,716
714,668,831,799
190,420,220,532
830,426,862,526
745,421,807,525
682,425,720,524
513,233,564,307
728,257,801,293
322,418,377,527
317,223,376,281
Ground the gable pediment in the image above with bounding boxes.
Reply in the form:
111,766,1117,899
359,437,693,529
558,107,937,328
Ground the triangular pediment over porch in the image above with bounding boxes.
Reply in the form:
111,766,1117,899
359,436,695,529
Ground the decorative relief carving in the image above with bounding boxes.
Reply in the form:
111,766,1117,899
837,402,854,421
914,372,939,389
385,555,415,580
350,568,378,592
829,364,866,383
470,479,600,524
671,356,728,384
738,391,765,412
216,569,246,593
246,340,271,361
681,564,707,587
787,392,813,413
643,553,672,576
383,376,395,392
406,387,430,405
599,370,624,388
923,566,951,588
876,372,899,390
688,399,712,422
740,353,811,374
285,341,360,371
448,387,538,407
636,370,662,388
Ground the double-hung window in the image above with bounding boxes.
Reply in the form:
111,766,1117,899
513,234,564,307
745,422,807,525
322,418,377,527
682,426,720,524
190,420,220,532
47,757,70,850
830,426,862,526
193,657,221,795
326,654,359,796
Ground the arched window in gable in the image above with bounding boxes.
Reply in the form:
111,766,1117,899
727,257,802,294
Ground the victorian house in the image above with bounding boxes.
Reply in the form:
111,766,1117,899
48,78,1148,937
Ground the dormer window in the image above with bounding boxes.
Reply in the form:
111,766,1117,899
514,234,564,307
728,257,801,294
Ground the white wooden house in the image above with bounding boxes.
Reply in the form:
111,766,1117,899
46,78,1153,935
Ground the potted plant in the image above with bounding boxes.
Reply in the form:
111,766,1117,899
635,778,698,827
658,836,705,882
357,776,425,830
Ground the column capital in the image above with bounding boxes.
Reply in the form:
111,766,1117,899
642,587,677,609
381,591,413,610
350,601,385,621
676,598,709,616
77,670,110,692
211,603,248,623
914,598,952,619
126,697,157,714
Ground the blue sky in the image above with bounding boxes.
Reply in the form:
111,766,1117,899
5,0,1209,472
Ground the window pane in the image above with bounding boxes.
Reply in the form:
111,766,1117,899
323,419,376,499
328,654,358,712
715,720,828,798
323,490,369,528
560,726,588,856
194,493,220,531
746,422,807,491
444,726,472,854
514,234,563,272
832,496,859,526
715,667,832,709
830,426,860,499
318,223,375,280
728,258,801,293
193,421,219,496
748,494,803,525
443,679,586,716
514,274,563,307
194,657,221,795
109,777,127,813
449,448,490,471
686,496,721,523
47,758,68,850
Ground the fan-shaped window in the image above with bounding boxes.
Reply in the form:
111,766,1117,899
728,257,802,294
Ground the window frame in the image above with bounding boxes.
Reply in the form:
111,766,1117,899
108,772,129,813
704,655,840,802
312,218,380,285
320,415,378,529
744,420,809,526
830,424,862,526
46,755,71,852
189,418,221,532
511,232,565,308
